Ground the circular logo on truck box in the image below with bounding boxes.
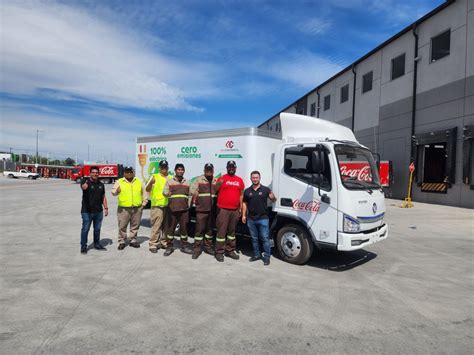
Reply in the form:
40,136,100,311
372,203,377,214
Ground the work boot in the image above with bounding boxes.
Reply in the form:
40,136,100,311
204,248,215,256
192,250,201,259
164,247,174,256
225,251,240,260
264,258,270,266
249,255,260,262
129,241,140,248
81,246,87,254
94,243,106,250
216,254,224,262
118,243,126,250
180,246,193,255
149,248,158,254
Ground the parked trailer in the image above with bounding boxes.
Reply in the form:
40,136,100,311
136,113,388,264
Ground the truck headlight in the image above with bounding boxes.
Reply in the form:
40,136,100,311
343,214,360,233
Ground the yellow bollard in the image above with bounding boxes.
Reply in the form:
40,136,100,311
401,163,415,208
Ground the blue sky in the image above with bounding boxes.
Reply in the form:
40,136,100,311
0,0,443,164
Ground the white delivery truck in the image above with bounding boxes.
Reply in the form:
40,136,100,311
136,113,388,264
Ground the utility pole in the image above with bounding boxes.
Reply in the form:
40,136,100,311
36,130,45,164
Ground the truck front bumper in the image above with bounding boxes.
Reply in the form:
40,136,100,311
337,223,388,251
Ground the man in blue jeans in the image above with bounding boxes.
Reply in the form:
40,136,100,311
80,166,109,254
242,171,276,265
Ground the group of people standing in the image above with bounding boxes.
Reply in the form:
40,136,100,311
79,160,276,265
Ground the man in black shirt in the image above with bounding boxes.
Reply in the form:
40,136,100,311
242,171,276,265
80,166,108,254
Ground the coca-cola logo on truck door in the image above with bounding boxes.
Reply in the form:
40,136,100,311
292,199,321,213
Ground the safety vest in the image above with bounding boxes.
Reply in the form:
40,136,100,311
118,177,143,207
150,174,171,207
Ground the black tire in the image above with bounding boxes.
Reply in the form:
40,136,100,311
28,176,34,179
276,224,313,265
8,174,14,178
76,178,81,183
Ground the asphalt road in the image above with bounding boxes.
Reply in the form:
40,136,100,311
0,177,473,354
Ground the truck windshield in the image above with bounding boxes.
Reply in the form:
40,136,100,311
335,144,381,190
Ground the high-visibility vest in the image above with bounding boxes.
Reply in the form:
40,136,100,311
118,177,143,207
150,174,171,207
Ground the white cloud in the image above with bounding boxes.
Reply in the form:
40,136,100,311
0,1,223,111
262,52,345,89
296,18,332,36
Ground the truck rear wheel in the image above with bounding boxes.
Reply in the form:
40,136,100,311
8,174,14,178
276,224,313,265
75,178,81,183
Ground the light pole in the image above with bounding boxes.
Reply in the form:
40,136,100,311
87,144,91,162
36,130,45,164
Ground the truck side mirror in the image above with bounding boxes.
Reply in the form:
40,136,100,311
311,149,325,174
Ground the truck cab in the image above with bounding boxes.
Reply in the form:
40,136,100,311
271,114,388,264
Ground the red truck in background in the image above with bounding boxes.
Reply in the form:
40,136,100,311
71,164,123,184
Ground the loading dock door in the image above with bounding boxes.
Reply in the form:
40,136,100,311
423,144,447,181
415,127,457,193
421,143,447,193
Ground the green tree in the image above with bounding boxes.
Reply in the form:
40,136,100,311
64,157,75,166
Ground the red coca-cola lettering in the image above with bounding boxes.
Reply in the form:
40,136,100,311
339,163,372,181
100,166,115,175
292,199,321,213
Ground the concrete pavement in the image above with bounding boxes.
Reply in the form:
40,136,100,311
0,177,473,354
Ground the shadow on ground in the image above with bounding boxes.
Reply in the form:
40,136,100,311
236,237,376,271
306,248,377,271
140,218,151,228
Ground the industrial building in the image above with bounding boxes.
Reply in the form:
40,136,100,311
259,0,473,208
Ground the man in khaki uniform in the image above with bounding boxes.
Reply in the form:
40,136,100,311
190,163,217,259
162,163,193,256
146,160,172,253
111,166,147,250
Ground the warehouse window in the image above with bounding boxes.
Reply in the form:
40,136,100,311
391,53,405,80
324,95,330,111
310,102,316,116
340,84,349,103
431,29,450,62
362,71,373,93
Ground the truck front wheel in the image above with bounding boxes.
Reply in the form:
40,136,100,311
276,224,313,265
